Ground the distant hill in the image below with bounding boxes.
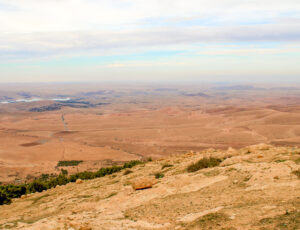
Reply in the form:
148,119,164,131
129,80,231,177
214,85,263,90
182,92,210,97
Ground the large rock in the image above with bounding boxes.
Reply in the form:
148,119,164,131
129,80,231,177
132,177,156,190
248,143,272,152
226,147,239,156
76,179,83,184
220,155,250,166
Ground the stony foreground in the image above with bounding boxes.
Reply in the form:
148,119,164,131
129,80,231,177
0,144,299,230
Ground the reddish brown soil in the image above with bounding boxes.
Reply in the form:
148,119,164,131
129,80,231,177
0,83,300,183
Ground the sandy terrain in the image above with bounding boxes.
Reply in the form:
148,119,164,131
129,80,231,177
1,83,300,183
0,144,299,229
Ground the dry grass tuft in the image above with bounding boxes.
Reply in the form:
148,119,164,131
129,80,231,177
187,157,222,172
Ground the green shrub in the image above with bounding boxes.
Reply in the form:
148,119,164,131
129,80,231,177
39,174,49,181
154,172,164,179
61,169,68,175
0,190,11,205
27,181,46,193
0,159,144,206
47,174,69,187
187,157,222,172
0,184,27,205
123,160,143,169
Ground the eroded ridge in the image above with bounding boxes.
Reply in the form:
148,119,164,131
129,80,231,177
0,144,299,230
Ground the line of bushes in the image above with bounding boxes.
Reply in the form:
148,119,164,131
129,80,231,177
0,160,143,205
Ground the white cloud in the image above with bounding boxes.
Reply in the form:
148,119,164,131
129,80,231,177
0,0,300,82
1,0,300,32
199,46,300,56
0,22,300,61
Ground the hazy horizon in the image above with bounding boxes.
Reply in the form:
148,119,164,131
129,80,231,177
1,80,300,85
1,0,300,83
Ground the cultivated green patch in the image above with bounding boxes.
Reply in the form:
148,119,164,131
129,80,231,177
57,160,83,167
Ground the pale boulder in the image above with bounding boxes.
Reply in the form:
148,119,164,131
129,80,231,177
76,179,83,184
226,147,239,157
132,177,156,190
250,143,272,152
220,155,250,166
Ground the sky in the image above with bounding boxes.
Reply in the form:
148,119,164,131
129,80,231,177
0,0,300,83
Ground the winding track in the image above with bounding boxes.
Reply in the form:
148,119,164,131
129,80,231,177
59,114,68,160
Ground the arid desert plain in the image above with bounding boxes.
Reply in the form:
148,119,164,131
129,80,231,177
1,83,300,184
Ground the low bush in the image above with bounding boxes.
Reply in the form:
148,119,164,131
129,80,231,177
161,164,173,170
293,170,300,179
187,157,222,172
123,170,133,175
259,209,300,229
189,212,230,229
60,169,68,175
0,190,10,205
123,160,143,169
154,172,164,179
0,160,144,205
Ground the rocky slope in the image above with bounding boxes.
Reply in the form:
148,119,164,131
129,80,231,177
0,144,299,230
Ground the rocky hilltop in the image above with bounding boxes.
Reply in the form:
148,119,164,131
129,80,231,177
0,144,299,229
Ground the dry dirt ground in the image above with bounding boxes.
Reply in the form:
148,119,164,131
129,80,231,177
1,103,300,183
1,83,300,184
0,144,299,229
